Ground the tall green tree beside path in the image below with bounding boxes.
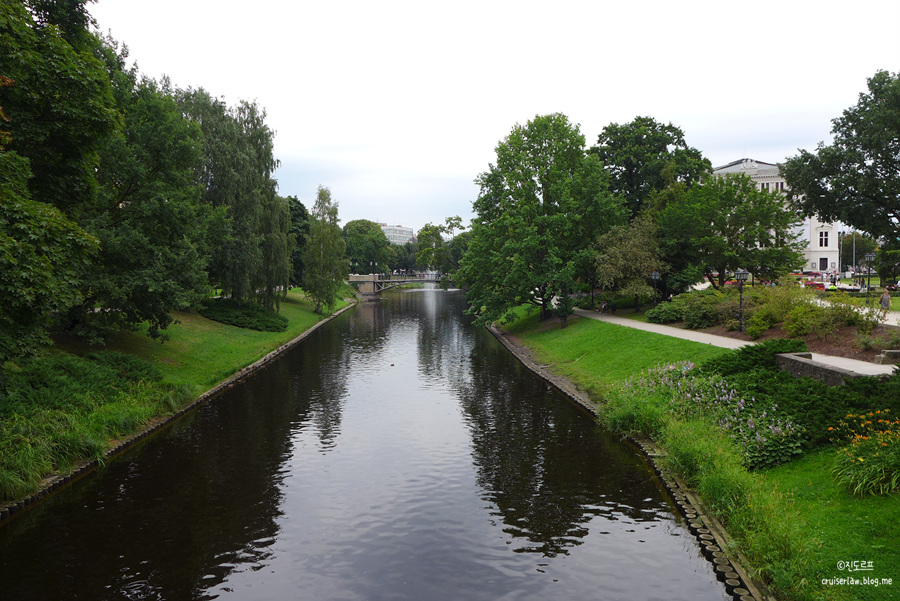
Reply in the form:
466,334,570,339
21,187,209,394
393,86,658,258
303,186,347,314
781,70,900,242
343,219,391,273
589,116,710,219
458,113,626,327
657,173,805,288
595,214,666,305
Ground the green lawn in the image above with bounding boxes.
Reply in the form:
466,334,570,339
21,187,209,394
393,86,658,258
764,448,900,600
502,309,900,601
503,312,730,400
58,289,351,393
2,288,354,502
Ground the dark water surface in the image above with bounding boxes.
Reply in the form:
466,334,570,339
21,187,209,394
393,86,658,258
0,289,726,601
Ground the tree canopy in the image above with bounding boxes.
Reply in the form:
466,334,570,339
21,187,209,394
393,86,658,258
781,70,900,241
590,116,710,219
657,173,805,287
343,219,391,273
458,113,626,327
0,3,307,357
303,186,347,313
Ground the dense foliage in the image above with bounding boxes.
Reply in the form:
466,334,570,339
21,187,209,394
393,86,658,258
198,298,288,332
458,113,626,327
0,350,190,499
782,70,900,242
0,1,335,359
589,116,710,218
303,186,347,313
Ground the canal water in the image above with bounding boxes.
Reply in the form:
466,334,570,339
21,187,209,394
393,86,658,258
0,289,726,601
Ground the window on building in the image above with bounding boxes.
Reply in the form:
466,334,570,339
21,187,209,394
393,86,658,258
819,231,828,247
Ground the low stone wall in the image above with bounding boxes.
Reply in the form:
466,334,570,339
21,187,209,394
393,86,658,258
876,350,900,365
775,352,863,386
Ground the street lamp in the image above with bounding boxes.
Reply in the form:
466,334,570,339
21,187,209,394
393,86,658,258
650,271,660,305
735,268,749,333
865,252,876,304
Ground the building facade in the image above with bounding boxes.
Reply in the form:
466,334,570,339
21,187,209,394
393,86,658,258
712,159,839,274
378,223,415,246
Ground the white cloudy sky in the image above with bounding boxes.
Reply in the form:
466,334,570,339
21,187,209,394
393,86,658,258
89,0,899,233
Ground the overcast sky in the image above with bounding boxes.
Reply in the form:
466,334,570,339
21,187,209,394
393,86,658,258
89,0,899,234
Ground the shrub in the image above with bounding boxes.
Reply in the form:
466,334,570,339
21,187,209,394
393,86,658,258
700,338,807,376
645,301,682,324
680,290,725,329
199,298,288,332
830,410,900,496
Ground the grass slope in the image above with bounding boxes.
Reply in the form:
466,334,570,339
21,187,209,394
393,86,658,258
504,312,730,398
2,288,353,502
503,308,899,601
59,289,350,392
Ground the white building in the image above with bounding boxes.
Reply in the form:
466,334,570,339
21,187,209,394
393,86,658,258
712,159,839,274
378,223,415,246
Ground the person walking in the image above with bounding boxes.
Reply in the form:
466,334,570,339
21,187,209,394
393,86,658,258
880,290,892,318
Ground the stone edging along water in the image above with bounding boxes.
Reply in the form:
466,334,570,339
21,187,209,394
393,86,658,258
487,324,774,601
0,302,358,526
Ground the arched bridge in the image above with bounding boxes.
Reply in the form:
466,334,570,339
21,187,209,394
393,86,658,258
349,273,442,299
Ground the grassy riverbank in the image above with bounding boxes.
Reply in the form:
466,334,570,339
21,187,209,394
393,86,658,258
0,288,353,503
501,311,900,601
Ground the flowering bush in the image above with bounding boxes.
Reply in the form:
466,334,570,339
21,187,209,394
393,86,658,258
831,410,900,496
625,362,804,469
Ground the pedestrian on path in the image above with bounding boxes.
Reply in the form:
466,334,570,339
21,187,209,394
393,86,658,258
881,290,892,317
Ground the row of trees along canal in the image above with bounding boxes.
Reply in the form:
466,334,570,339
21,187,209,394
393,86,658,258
451,70,900,329
3,0,897,361
0,2,433,364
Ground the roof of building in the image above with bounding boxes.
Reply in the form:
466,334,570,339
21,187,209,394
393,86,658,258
712,158,780,175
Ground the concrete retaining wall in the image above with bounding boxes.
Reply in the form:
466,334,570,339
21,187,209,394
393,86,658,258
775,352,865,386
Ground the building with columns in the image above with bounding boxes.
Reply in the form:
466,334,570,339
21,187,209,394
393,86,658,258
712,159,840,274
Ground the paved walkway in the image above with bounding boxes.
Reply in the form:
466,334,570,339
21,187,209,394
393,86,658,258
572,308,898,377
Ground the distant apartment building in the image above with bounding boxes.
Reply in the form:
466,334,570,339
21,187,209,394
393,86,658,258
378,223,415,245
712,159,839,274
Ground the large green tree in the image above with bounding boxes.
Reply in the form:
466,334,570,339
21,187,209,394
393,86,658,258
458,113,626,327
255,190,294,311
781,70,900,241
343,219,391,273
62,41,210,342
0,141,98,361
0,0,118,215
177,89,280,304
595,214,666,305
589,116,710,219
657,173,805,288
302,186,346,313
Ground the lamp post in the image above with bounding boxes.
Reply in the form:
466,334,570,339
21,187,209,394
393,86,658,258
735,268,749,333
865,252,876,304
650,271,660,305
839,230,844,274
